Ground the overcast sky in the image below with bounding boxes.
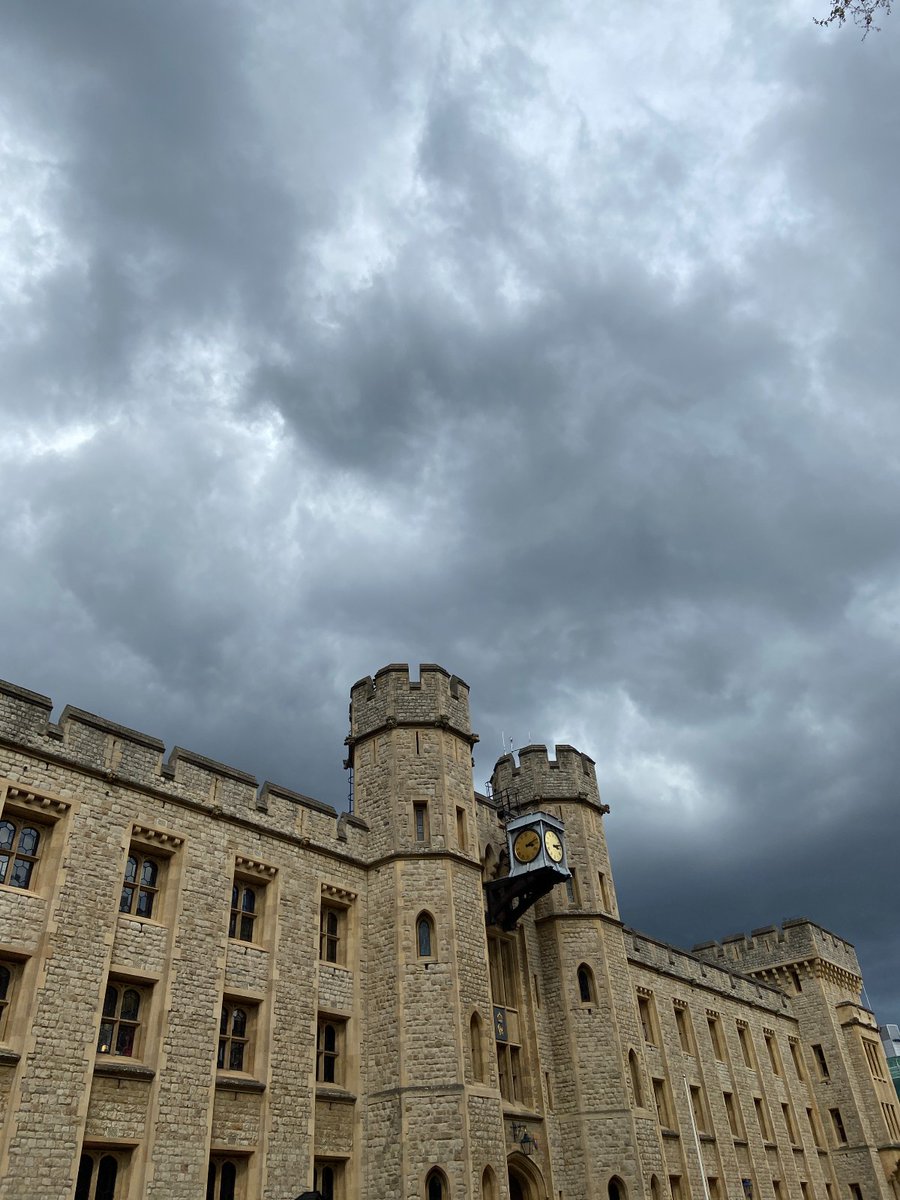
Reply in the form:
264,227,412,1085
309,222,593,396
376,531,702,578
1,0,898,1015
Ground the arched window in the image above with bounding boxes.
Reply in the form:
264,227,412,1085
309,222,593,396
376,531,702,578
608,1178,626,1200
650,1177,662,1200
207,1157,240,1200
216,1003,248,1070
97,983,143,1057
628,1049,643,1107
120,852,159,918
426,1168,448,1200
481,1166,497,1200
74,1152,120,1200
0,962,11,1035
0,819,41,889
470,1012,485,1082
229,883,258,942
577,964,596,1005
316,1018,343,1084
417,913,435,958
315,1162,336,1200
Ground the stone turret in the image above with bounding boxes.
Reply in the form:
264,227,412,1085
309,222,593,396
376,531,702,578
349,665,503,1199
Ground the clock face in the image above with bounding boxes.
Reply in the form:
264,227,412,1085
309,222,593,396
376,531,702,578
513,828,541,864
544,829,564,863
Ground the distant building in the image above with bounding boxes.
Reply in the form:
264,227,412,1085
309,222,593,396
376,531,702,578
0,663,898,1199
881,1025,900,1102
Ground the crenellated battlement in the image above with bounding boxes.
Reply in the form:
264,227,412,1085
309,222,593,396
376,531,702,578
0,676,368,854
346,662,475,758
693,917,862,983
490,743,601,808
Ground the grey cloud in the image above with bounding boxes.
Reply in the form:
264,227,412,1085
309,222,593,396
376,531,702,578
1,1,898,1016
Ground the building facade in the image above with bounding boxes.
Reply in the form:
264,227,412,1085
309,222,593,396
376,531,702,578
0,662,897,1200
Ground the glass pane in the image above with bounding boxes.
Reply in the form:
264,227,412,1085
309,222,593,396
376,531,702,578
0,821,14,851
206,1161,217,1200
124,855,138,883
221,1161,237,1200
324,1024,336,1053
96,1155,118,1200
74,1154,94,1200
0,965,9,999
102,986,119,1018
217,1039,226,1070
220,1007,230,1034
10,859,33,889
0,854,8,884
231,1008,247,1037
116,1023,136,1056
239,915,254,941
141,859,158,886
231,884,239,908
18,827,39,856
229,1041,245,1071
97,1021,114,1054
228,913,237,939
121,989,141,1021
242,889,256,914
326,911,338,935
418,919,432,957
323,1055,335,1083
137,889,154,919
119,886,135,913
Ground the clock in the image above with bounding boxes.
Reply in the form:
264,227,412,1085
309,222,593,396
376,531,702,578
513,828,541,864
487,810,571,929
544,829,563,863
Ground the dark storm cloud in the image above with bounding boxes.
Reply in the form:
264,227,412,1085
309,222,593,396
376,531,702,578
1,0,898,1014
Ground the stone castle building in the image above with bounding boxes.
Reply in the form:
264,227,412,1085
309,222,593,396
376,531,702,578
0,662,897,1200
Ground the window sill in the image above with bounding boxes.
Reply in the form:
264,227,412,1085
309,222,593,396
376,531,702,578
0,1046,21,1067
0,883,41,899
315,1085,356,1103
94,1059,155,1082
661,1128,680,1140
215,1072,266,1093
117,913,167,930
699,1133,716,1143
227,938,269,953
501,1102,543,1120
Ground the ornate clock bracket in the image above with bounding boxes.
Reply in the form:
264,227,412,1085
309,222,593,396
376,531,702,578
484,869,560,930
484,811,570,930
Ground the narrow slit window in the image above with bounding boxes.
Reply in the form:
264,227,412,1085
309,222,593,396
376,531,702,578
417,913,434,958
577,964,595,1005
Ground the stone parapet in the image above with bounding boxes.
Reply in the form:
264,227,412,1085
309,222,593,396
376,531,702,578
490,744,601,808
0,677,363,859
346,664,475,756
693,917,862,986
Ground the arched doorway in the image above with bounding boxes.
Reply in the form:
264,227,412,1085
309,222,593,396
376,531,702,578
507,1153,544,1200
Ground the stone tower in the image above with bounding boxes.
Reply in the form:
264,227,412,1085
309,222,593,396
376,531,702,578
488,745,665,1200
695,920,898,1200
346,664,508,1199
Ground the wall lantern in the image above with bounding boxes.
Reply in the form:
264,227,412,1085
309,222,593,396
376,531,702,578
510,1123,538,1156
